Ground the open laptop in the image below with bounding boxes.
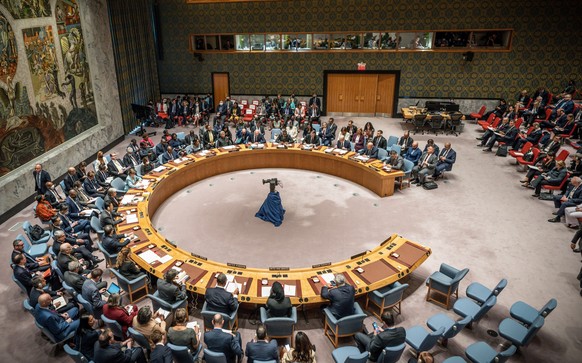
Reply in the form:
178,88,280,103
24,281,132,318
101,282,121,301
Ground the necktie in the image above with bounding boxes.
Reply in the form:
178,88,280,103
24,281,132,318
423,154,429,165
37,172,42,188
113,160,123,171
72,198,81,211
569,186,577,198
442,149,448,158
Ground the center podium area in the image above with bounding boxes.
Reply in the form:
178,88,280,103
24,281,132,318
2,116,581,363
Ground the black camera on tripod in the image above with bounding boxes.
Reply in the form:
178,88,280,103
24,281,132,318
262,178,280,193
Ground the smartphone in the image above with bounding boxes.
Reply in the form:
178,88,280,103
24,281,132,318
372,322,379,331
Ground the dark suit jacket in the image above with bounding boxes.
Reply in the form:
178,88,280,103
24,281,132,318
150,344,173,363
45,188,64,208
157,279,187,304
367,327,407,362
417,152,438,170
204,329,242,363
93,342,134,363
65,196,84,220
245,340,279,363
100,210,122,228
102,234,129,255
107,160,127,178
162,150,179,164
304,134,320,145
372,136,387,150
12,250,40,271
33,170,52,194
63,173,78,194
321,284,356,319
545,167,568,184
83,178,102,197
361,146,379,158
398,136,414,150
437,148,457,171
336,139,351,149
249,133,266,143
266,297,292,317
64,270,86,294
203,130,217,147
205,287,238,314
34,305,72,341
96,170,111,188
562,184,582,204
13,264,34,293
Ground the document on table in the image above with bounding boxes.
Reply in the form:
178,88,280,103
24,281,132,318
173,157,187,164
335,149,348,155
355,155,370,162
121,194,134,205
528,165,540,171
226,282,242,293
125,214,138,224
153,165,166,172
158,255,173,264
324,148,334,153
284,284,296,296
138,250,159,264
320,273,335,285
223,145,237,150
261,286,272,297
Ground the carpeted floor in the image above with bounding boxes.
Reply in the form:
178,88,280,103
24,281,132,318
1,115,581,363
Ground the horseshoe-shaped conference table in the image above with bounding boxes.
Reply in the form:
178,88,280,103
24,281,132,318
116,144,431,305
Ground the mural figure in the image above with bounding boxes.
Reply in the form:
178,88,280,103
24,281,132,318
0,15,18,83
61,73,77,109
0,0,51,19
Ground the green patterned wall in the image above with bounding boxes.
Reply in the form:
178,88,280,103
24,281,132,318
157,0,581,98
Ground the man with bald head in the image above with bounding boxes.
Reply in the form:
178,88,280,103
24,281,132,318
34,293,79,341
411,146,438,186
433,142,457,179
63,166,78,194
548,176,582,223
33,163,51,195
321,273,356,319
204,313,243,363
403,141,422,166
360,142,379,158
249,129,266,144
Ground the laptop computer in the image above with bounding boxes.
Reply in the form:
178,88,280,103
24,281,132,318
101,282,121,301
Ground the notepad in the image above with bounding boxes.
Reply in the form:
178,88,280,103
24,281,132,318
324,148,334,153
320,273,335,285
153,166,166,172
284,284,296,296
261,286,272,297
126,214,138,224
173,157,187,164
223,145,237,150
226,281,242,293
120,194,135,205
157,308,170,319
53,296,67,309
138,250,160,264
158,255,172,264
186,321,199,329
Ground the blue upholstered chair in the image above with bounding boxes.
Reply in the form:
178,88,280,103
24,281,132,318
386,136,399,148
94,197,105,212
377,148,388,161
101,314,125,340
128,327,151,355
76,293,94,316
426,263,469,309
405,326,445,357
91,216,104,241
466,278,507,305
17,233,48,258
51,259,65,282
453,296,497,325
200,300,238,331
442,357,467,363
63,344,91,363
366,281,409,319
110,268,149,304
176,132,186,141
148,291,188,319
167,342,203,363
259,306,297,342
23,299,34,315
323,302,367,347
465,341,517,363
509,298,557,326
270,128,282,142
378,343,406,363
97,241,118,268
498,316,545,347
426,313,472,347
203,349,227,363
110,177,126,193
35,318,76,346
12,273,29,295
331,346,369,363
23,221,51,245
61,281,78,301
313,124,321,134
398,159,415,190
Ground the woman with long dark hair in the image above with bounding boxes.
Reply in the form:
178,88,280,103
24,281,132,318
282,331,316,363
266,281,292,317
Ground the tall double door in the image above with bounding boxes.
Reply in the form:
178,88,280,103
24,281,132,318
326,72,397,117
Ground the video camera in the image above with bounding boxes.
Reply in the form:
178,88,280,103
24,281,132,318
262,178,281,193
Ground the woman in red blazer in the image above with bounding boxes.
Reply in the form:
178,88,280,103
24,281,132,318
102,293,138,338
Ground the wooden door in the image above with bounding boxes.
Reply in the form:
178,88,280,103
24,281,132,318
326,74,345,114
212,73,229,111
359,74,378,116
376,74,396,117
343,74,360,115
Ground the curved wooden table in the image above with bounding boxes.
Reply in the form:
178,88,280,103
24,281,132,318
117,144,430,305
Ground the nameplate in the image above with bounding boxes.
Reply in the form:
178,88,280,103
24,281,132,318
381,236,394,246
227,262,247,269
167,169,177,175
269,267,290,271
190,253,207,261
312,262,331,268
350,251,367,260
165,239,176,248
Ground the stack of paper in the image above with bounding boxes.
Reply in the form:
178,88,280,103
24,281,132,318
284,284,296,296
173,158,187,164
126,214,138,224
224,274,242,293
324,148,334,153
153,166,166,172
223,145,237,150
320,273,335,285
120,194,135,205
261,286,272,297
157,308,170,319
138,250,160,264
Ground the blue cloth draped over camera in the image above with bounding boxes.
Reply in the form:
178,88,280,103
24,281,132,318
255,191,285,227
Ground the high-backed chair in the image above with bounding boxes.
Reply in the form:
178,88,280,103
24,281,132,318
465,341,517,363
35,318,76,346
466,279,507,305
270,128,282,142
23,299,34,315
110,177,126,193
442,357,467,363
498,316,544,347
366,281,409,319
101,314,125,340
12,273,30,295
17,233,48,258
200,301,238,331
91,217,105,241
377,148,388,161
148,291,188,319
110,268,149,303
453,296,497,326
128,327,152,355
61,281,78,301
398,159,415,190
509,298,557,326
378,343,406,363
323,302,367,347
97,241,118,268
426,313,472,347
167,342,203,363
331,346,369,363
23,221,51,245
413,114,427,135
426,263,469,309
405,326,445,357
63,344,91,363
51,259,65,282
469,105,486,121
259,306,297,342
386,136,399,147
429,115,443,135
203,349,227,363
76,293,94,316
94,197,105,212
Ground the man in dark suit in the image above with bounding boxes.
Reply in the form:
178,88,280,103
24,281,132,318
161,145,180,163
82,268,107,318
411,146,438,186
321,273,356,319
372,130,388,150
63,167,79,194
354,312,406,362
34,293,79,342
66,189,93,221
336,135,351,150
308,93,321,110
96,164,112,189
45,181,66,208
204,314,243,363
549,177,582,223
107,153,128,179
433,143,457,179
100,201,124,228
248,129,266,144
33,163,51,195
360,142,379,158
59,204,91,235
303,130,320,146
84,171,105,198
12,253,37,293
150,330,172,363
12,238,50,273
157,269,187,304
513,123,542,151
483,119,518,152
308,103,320,124
245,324,279,363
94,328,146,363
102,225,130,255
64,260,87,294
398,131,414,154
205,273,239,315
532,160,568,197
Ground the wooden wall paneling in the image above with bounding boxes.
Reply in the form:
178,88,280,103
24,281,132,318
359,74,379,116
326,74,345,113
376,74,396,117
343,74,361,115
212,73,230,107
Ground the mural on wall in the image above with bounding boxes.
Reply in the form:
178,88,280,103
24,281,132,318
0,0,97,177
0,0,51,19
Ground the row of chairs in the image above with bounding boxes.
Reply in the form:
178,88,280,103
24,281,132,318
412,113,464,136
